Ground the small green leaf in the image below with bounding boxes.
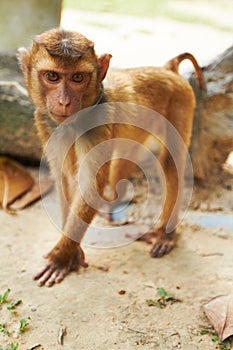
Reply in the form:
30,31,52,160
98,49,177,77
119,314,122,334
157,288,167,297
146,299,156,306
200,328,217,336
7,300,22,313
5,344,19,350
0,323,10,336
157,287,174,300
0,289,11,305
212,335,219,343
18,317,31,334
156,287,182,308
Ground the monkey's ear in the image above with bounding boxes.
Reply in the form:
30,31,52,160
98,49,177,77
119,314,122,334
99,54,112,81
17,47,31,73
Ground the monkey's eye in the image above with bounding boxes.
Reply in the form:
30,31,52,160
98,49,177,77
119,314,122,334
44,71,60,82
72,73,85,83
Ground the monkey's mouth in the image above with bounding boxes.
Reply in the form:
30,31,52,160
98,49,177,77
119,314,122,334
50,113,72,124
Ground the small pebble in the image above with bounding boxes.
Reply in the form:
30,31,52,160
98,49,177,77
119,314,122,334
200,202,209,211
118,290,126,295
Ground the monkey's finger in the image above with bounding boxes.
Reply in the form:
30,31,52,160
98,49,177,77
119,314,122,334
46,268,72,286
45,269,65,287
43,251,52,259
33,264,51,280
78,255,89,269
54,269,68,284
80,261,89,268
77,247,89,268
36,267,56,287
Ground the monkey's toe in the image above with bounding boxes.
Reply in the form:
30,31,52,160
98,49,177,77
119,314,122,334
150,238,176,258
137,232,153,244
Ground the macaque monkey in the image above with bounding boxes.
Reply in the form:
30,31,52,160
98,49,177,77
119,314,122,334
18,28,203,287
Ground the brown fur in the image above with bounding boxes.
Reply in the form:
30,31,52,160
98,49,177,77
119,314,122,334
18,28,203,287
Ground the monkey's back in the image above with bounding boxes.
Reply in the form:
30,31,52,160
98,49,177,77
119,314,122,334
103,66,195,116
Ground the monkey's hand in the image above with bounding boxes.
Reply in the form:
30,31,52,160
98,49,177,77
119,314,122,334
138,228,177,258
33,237,88,287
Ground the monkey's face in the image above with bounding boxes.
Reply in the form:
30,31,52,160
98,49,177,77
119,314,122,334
27,48,102,124
38,64,93,123
18,31,112,124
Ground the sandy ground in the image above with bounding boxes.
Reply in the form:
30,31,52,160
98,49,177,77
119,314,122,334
0,178,233,350
1,4,233,350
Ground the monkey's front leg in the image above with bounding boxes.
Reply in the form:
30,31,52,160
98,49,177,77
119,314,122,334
33,190,97,286
34,155,111,287
34,173,105,287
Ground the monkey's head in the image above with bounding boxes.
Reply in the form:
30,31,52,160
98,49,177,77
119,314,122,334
18,28,112,124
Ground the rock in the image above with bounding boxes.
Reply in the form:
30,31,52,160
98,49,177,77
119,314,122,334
0,52,42,162
190,46,233,184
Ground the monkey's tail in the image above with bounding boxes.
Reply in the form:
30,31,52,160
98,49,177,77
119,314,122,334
165,52,204,90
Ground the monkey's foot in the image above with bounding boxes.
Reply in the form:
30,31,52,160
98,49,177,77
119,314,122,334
139,228,177,258
99,199,136,222
33,243,88,287
98,202,114,221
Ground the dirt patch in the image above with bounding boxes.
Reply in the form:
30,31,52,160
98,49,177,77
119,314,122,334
0,168,233,350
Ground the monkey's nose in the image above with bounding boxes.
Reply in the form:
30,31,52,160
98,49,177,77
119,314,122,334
59,95,71,107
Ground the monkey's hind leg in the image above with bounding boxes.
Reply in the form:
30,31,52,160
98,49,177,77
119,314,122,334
143,92,194,258
140,148,181,257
